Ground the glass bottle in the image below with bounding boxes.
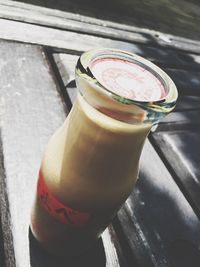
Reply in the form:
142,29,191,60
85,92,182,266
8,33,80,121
30,48,178,256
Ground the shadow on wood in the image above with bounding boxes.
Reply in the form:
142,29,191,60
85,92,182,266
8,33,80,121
168,239,200,267
29,228,106,267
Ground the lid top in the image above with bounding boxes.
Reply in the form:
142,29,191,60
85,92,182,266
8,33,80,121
90,57,166,102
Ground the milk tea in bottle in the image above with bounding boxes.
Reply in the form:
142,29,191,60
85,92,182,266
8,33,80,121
30,48,178,256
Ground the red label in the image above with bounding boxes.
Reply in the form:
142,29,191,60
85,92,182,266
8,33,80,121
37,171,90,227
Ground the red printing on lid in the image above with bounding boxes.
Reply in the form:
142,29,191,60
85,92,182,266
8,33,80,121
90,57,166,102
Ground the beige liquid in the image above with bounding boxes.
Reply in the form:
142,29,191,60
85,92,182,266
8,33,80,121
31,93,151,256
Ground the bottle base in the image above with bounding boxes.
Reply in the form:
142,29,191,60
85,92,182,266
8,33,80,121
29,226,106,266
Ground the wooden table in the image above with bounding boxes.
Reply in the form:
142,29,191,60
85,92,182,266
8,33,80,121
0,1,200,266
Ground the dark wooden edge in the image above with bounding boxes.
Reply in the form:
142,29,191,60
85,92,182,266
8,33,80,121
0,131,16,267
45,48,73,110
112,216,140,267
0,212,5,267
115,207,155,267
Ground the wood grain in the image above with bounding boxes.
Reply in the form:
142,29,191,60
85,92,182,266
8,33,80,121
1,0,200,54
0,18,144,54
0,136,13,267
164,69,200,95
118,138,200,266
151,130,200,218
159,110,200,127
175,95,200,111
0,15,200,72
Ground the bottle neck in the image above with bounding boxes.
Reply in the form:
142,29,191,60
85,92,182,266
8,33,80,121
76,76,147,125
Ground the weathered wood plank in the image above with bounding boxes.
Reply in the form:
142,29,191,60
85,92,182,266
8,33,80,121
159,110,200,127
0,139,13,267
117,139,200,266
0,3,149,44
0,213,5,267
1,17,200,73
1,0,200,54
140,49,200,71
164,69,200,95
17,0,46,5
0,3,147,44
0,18,145,54
175,95,200,111
0,0,191,40
102,227,128,267
151,130,200,218
0,16,197,72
